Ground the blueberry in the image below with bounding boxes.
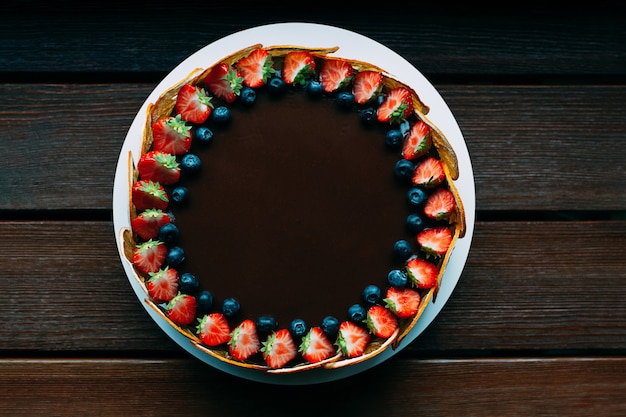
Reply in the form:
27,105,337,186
359,107,377,127
171,186,189,206
407,187,428,208
180,153,201,176
256,315,278,335
289,318,309,339
158,223,179,246
193,126,213,145
336,91,355,110
321,315,340,337
393,239,413,262
179,272,200,294
165,246,185,267
305,80,324,98
212,106,231,125
385,129,404,149
362,284,382,305
394,159,415,183
406,213,426,234
222,297,241,317
348,303,367,323
196,290,214,314
399,120,411,137
267,77,286,97
240,87,256,106
387,269,409,287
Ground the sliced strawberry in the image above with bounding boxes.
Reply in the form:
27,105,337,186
133,239,167,274
282,51,316,86
236,48,274,88
146,266,179,302
299,327,337,363
417,226,453,257
406,257,439,289
137,150,181,185
261,328,298,369
131,179,169,211
131,208,171,240
412,156,445,188
167,292,197,325
152,115,192,155
424,188,456,221
335,321,370,358
401,120,432,160
228,319,261,361
204,63,243,103
366,305,398,338
197,313,231,347
376,87,414,124
384,286,421,319
319,58,353,93
352,70,383,104
175,83,213,124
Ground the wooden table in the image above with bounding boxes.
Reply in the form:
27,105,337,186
2,2,625,415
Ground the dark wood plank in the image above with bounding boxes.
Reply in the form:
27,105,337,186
1,220,625,353
1,84,625,211
1,357,624,416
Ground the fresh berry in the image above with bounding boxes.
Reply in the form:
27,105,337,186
424,188,456,221
132,239,167,274
406,213,427,234
385,129,404,149
407,187,428,208
305,80,324,98
256,315,278,336
412,156,445,188
211,106,231,125
204,63,243,103
336,91,355,110
282,51,316,86
362,284,382,305
300,327,337,363
387,268,409,287
289,318,309,339
165,245,185,268
146,266,179,302
393,239,413,262
137,150,181,185
366,305,398,338
384,286,421,319
239,87,256,106
152,115,192,155
197,313,231,347
321,315,340,338
131,180,168,211
236,48,274,88
157,223,179,246
359,107,378,127
417,226,453,256
167,292,197,325
196,290,214,314
267,76,287,96
228,319,261,361
352,70,383,104
222,297,241,318
131,208,171,240
180,153,201,176
406,257,439,289
179,272,200,294
394,159,415,183
319,58,353,93
175,83,213,124
348,303,367,323
170,186,189,206
193,126,213,145
336,321,370,358
401,120,432,160
377,87,414,124
261,329,298,369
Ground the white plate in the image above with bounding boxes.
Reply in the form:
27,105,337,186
113,22,475,385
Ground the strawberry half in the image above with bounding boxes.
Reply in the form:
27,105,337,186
204,63,243,103
167,292,197,325
412,156,445,188
137,150,181,185
299,327,337,363
131,208,171,240
236,48,275,88
377,87,414,124
261,328,298,369
406,257,439,289
335,321,370,358
131,179,169,211
282,51,316,86
228,319,261,361
424,188,456,221
417,226,453,257
319,58,353,93
175,84,213,124
197,313,231,347
146,266,179,302
366,305,398,338
401,120,432,160
132,239,167,274
384,286,421,319
352,70,383,104
152,115,192,155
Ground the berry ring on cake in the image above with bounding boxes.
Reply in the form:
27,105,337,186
113,23,475,384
